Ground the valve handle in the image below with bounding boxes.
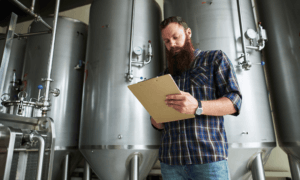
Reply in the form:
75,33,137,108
18,91,27,99
50,88,60,97
253,61,265,66
1,93,10,102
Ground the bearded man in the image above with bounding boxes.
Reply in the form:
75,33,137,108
150,16,242,180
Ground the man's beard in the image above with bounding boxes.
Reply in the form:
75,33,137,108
166,36,195,76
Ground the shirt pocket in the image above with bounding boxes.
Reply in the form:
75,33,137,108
190,66,209,87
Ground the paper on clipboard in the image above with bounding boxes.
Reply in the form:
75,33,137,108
128,74,195,123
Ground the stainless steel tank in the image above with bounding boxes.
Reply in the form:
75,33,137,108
164,0,276,179
79,0,163,179
256,0,300,179
0,36,26,104
22,16,87,180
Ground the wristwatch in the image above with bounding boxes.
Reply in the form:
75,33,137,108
195,101,203,115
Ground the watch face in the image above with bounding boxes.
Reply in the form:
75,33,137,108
196,107,203,115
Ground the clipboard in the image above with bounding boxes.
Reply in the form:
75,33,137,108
128,74,195,123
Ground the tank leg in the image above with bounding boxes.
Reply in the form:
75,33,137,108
83,161,91,180
251,153,266,180
62,154,69,180
130,154,139,180
288,154,300,180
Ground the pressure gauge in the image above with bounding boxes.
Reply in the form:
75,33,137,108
133,46,143,56
245,29,257,40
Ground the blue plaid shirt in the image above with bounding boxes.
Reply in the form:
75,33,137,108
158,50,242,165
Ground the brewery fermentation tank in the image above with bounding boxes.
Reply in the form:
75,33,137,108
22,16,87,179
0,37,26,104
256,0,300,179
79,0,163,179
164,0,276,179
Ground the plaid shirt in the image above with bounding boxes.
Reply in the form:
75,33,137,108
158,50,242,165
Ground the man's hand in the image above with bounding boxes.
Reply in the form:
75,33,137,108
165,91,198,114
151,117,164,129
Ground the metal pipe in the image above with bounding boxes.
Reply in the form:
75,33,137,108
251,153,265,180
288,154,300,180
251,0,259,31
2,127,17,180
31,133,45,180
127,0,136,81
10,0,52,31
236,0,247,62
16,152,28,180
246,46,259,50
18,31,51,37
130,154,139,180
83,161,91,180
14,148,51,152
38,18,53,31
0,31,51,40
31,0,36,12
246,40,265,51
42,0,61,115
62,154,69,180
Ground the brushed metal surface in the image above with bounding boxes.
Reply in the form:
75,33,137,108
81,149,158,180
164,0,276,179
23,16,87,148
256,0,300,158
288,154,300,180
0,37,26,101
22,16,87,179
0,13,18,99
251,153,266,180
2,100,35,117
79,0,163,179
227,147,273,180
0,115,56,180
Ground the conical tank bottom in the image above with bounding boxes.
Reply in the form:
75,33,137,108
51,150,83,180
80,149,158,180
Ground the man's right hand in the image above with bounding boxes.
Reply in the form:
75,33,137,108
151,117,164,130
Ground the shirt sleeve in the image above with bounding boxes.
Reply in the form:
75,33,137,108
158,68,169,76
214,50,242,116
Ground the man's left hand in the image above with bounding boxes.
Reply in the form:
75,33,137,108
165,91,198,114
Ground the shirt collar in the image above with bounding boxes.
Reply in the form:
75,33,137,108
189,49,201,69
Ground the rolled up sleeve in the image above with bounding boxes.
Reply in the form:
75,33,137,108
214,51,242,116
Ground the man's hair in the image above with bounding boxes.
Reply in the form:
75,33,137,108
160,16,189,31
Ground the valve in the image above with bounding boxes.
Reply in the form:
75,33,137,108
37,85,43,101
17,91,27,115
238,53,252,70
18,91,27,100
126,71,134,82
50,88,60,97
134,76,147,81
1,93,10,102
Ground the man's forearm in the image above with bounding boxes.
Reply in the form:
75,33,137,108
201,97,236,116
151,117,165,129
